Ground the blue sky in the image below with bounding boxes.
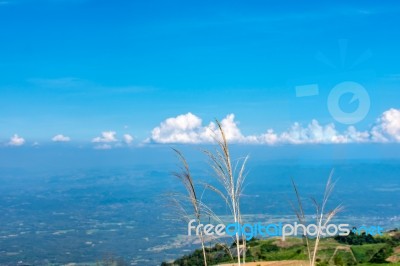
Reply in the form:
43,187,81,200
0,0,400,147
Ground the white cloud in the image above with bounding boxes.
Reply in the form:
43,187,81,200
149,109,400,145
91,131,134,149
92,131,118,143
210,114,247,142
150,112,209,144
274,121,372,144
371,108,400,142
257,129,279,145
52,134,71,142
8,134,25,146
278,120,344,144
343,126,370,143
149,113,248,144
123,134,134,144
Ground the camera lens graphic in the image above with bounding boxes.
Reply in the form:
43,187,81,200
327,81,370,124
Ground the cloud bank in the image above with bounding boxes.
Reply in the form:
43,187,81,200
3,109,399,147
149,109,400,145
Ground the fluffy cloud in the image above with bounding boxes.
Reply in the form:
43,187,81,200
149,113,248,144
52,134,71,142
212,114,247,142
123,134,134,144
371,108,400,142
149,109,400,145
277,120,342,144
92,131,134,149
272,121,372,144
257,129,279,145
8,134,25,146
150,113,210,144
343,126,370,143
92,131,118,143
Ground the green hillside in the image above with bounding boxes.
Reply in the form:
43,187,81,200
162,229,400,266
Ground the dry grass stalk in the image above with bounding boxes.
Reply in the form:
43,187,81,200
290,170,343,266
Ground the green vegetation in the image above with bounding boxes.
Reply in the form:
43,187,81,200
335,229,386,245
161,244,233,266
162,229,400,266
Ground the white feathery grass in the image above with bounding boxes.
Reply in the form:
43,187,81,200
170,120,249,264
202,120,249,265
171,148,208,266
290,170,343,266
